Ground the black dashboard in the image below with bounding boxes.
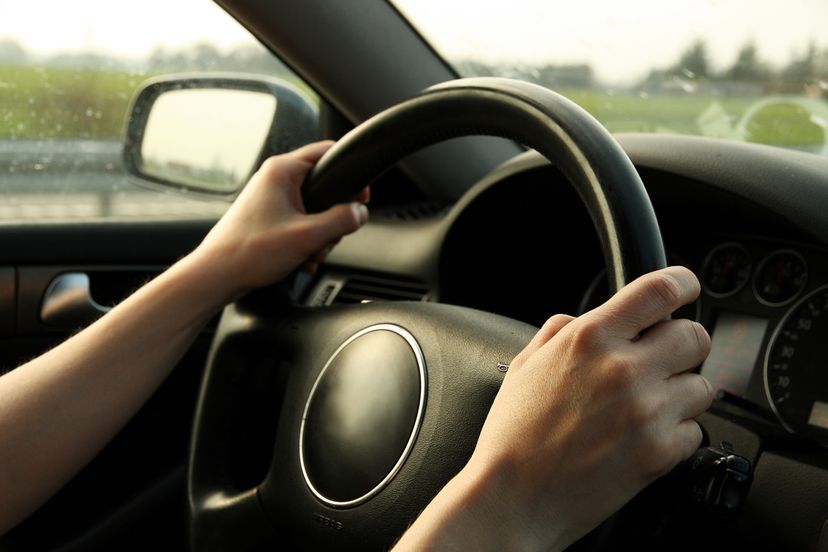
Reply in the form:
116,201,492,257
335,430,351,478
304,134,828,549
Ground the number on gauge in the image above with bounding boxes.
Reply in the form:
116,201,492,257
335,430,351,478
765,284,828,443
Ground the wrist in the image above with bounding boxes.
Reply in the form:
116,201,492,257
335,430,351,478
173,247,247,311
396,456,566,552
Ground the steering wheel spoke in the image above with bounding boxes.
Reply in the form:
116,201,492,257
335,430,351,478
189,488,275,550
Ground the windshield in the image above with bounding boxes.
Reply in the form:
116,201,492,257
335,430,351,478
393,0,828,156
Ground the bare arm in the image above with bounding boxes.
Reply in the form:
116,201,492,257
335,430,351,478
0,141,368,534
395,266,714,551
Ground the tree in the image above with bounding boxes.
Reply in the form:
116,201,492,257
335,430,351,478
781,41,818,84
673,40,709,79
187,42,222,71
725,41,769,81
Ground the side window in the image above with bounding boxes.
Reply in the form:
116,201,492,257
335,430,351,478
0,0,317,221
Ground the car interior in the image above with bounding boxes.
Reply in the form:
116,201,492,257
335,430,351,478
2,0,828,550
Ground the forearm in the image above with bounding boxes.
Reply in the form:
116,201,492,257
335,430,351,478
0,250,233,533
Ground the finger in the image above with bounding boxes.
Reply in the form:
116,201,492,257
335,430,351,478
663,372,714,421
354,186,371,204
510,314,575,371
289,140,336,164
301,202,369,250
310,244,334,264
636,318,711,377
671,419,705,464
589,266,700,340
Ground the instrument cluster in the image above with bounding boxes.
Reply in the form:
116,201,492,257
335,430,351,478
697,239,828,445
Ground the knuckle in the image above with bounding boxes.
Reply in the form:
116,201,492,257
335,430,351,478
696,374,715,410
546,313,575,329
601,354,638,393
257,155,282,176
538,314,575,340
676,319,701,350
646,273,682,311
567,318,606,354
628,394,658,427
689,423,705,455
691,321,712,356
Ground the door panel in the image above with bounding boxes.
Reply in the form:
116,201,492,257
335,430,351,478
0,221,213,550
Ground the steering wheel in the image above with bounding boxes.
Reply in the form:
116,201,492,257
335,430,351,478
187,77,666,550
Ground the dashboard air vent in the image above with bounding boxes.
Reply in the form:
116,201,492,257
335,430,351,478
305,272,430,306
372,201,451,221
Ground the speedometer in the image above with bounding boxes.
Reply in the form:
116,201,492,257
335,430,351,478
765,284,828,443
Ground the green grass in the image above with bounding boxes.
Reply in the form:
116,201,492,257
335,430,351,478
558,87,755,135
0,65,148,140
0,65,823,152
0,65,319,142
743,103,825,149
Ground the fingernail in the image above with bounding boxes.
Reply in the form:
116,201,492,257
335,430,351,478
351,202,369,226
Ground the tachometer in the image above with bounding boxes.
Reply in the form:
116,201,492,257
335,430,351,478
765,284,828,443
754,249,807,306
702,242,751,298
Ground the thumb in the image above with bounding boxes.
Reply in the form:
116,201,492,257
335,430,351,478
302,202,369,250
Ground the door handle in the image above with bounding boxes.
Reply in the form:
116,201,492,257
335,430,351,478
40,272,111,327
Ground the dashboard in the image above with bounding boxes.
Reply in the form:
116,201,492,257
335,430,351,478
306,133,828,549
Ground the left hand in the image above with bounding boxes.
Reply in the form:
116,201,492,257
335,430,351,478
192,140,369,299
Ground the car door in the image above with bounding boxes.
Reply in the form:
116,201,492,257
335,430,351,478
0,2,319,549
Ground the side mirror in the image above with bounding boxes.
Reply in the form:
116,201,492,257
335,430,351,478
123,74,318,195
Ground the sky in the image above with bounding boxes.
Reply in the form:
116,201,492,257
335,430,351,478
0,0,250,56
1,0,827,84
394,0,828,84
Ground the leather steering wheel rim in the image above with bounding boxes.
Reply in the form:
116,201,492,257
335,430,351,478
187,77,667,550
303,77,665,291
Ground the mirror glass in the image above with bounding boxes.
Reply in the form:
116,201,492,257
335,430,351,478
139,89,277,193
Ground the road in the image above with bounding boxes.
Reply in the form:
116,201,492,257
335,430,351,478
0,140,228,221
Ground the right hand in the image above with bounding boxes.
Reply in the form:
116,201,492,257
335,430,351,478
190,141,369,302
396,266,713,551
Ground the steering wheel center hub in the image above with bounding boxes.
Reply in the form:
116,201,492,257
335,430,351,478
299,324,426,507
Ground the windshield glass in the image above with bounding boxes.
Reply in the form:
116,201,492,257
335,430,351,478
393,0,828,156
